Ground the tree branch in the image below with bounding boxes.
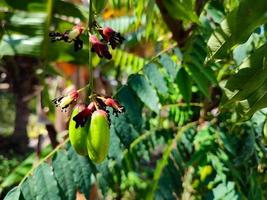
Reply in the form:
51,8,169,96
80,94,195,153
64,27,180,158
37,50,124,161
155,0,208,47
155,0,188,47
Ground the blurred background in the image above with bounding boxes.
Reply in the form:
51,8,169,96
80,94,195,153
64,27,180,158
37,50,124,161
0,0,159,198
1,0,267,199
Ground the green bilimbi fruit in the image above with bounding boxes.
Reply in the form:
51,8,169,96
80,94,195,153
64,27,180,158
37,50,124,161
87,110,110,163
69,105,89,156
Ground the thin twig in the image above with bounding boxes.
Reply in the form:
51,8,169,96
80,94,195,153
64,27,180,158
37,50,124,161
161,102,203,109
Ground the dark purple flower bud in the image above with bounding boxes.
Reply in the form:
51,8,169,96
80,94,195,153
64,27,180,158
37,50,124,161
98,27,125,49
89,35,112,59
95,96,108,110
74,38,83,52
49,31,64,42
73,102,96,128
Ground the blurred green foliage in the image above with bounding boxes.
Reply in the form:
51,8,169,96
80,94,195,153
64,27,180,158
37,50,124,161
0,93,15,136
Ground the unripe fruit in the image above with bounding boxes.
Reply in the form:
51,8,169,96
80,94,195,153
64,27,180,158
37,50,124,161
87,110,110,163
69,105,89,156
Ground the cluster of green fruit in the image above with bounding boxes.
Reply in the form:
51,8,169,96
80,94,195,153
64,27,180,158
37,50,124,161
68,96,124,163
53,91,124,164
69,107,109,163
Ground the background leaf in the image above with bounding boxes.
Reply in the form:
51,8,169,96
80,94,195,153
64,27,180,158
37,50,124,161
207,0,267,59
128,74,160,113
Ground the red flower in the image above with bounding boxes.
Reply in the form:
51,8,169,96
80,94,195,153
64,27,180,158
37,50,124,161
89,35,112,59
96,96,125,116
98,27,125,49
52,90,79,111
104,98,125,113
73,102,96,128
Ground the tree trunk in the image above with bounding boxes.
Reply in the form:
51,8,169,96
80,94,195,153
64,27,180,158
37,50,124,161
3,56,39,153
12,93,30,152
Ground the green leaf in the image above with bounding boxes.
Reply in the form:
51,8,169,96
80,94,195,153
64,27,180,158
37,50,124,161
0,154,34,190
233,133,255,166
112,49,146,74
0,34,43,56
248,172,263,200
67,146,93,199
108,125,124,161
159,54,178,80
242,84,267,117
95,160,114,195
54,0,87,20
185,63,210,97
93,0,107,13
128,74,160,113
223,44,267,110
212,182,239,200
4,0,43,10
102,16,135,34
147,123,195,199
162,0,199,23
207,0,267,59
111,114,139,148
52,150,76,200
116,86,143,131
3,186,20,200
144,63,168,95
4,12,46,36
226,44,267,90
154,159,182,200
176,68,192,103
33,163,60,200
20,176,36,200
184,35,217,90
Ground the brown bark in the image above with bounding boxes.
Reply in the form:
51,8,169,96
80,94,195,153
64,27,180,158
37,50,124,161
12,94,30,151
155,0,189,47
3,56,39,153
155,0,208,47
46,124,59,148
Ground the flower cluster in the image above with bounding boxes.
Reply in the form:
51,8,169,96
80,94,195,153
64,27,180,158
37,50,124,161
51,21,125,131
89,26,125,59
53,90,125,128
89,35,112,59
98,27,125,49
49,24,124,59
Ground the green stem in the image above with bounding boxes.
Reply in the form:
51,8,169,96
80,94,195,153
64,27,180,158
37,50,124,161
43,0,53,61
77,83,90,93
88,0,94,96
161,102,203,108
